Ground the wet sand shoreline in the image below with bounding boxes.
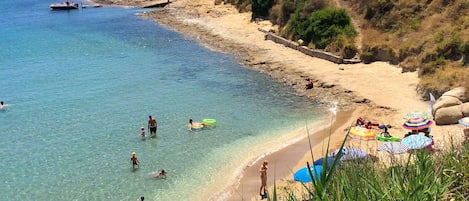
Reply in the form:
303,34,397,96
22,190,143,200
224,110,353,201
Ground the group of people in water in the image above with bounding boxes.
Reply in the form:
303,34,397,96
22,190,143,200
130,152,166,200
139,115,158,139
130,114,166,197
139,116,210,139
130,151,166,175
131,116,216,201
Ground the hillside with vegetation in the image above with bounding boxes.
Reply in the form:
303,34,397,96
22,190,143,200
220,0,469,98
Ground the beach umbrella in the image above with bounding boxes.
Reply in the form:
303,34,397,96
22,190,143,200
313,156,338,169
401,135,432,150
402,117,433,130
330,147,368,161
377,142,409,154
404,111,430,120
313,156,335,165
348,127,376,141
458,117,469,127
293,165,323,182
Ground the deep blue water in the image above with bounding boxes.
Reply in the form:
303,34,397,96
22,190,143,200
0,1,327,200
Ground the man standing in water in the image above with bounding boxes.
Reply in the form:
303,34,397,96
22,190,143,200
259,160,268,199
148,115,157,137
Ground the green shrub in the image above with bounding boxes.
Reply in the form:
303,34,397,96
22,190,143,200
288,8,356,49
251,0,275,20
360,49,375,64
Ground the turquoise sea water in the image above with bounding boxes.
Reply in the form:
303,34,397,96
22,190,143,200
0,1,328,200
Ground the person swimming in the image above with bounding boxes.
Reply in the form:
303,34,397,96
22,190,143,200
188,119,204,131
150,169,167,179
0,101,7,111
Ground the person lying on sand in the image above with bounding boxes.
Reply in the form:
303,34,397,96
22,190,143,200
356,117,365,126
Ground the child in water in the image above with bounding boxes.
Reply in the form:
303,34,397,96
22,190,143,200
130,152,140,169
140,127,146,139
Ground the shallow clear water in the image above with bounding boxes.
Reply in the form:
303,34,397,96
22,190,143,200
0,1,327,200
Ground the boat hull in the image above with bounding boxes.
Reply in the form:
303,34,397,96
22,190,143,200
50,3,79,10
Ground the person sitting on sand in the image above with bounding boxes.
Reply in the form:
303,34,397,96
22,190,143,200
404,130,418,138
378,124,392,137
304,78,314,89
419,127,431,136
424,134,438,152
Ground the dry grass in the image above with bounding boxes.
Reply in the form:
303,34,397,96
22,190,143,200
420,65,469,92
360,28,386,47
350,0,469,95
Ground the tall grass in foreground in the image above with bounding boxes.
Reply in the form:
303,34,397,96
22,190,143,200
267,132,469,201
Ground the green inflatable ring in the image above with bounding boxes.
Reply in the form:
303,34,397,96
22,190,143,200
202,119,217,126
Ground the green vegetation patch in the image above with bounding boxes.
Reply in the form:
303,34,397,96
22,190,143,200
288,7,357,49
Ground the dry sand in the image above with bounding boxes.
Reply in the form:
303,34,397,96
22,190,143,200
90,0,465,200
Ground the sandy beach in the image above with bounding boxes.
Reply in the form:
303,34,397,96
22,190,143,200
90,0,465,200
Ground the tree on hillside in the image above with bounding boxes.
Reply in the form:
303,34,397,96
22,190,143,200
251,0,275,20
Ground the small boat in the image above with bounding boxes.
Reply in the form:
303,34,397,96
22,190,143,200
82,4,102,8
50,1,79,10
